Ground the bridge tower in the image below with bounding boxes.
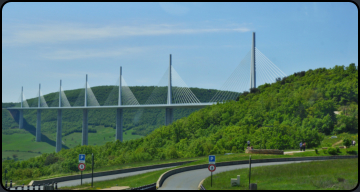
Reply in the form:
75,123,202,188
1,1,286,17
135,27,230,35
56,80,62,152
82,74,88,145
36,84,41,142
116,67,124,142
19,86,24,129
165,54,173,125
250,32,256,89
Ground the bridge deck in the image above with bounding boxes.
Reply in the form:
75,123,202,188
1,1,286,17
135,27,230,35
7,103,218,110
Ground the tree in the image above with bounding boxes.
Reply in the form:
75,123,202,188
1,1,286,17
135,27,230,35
343,139,351,148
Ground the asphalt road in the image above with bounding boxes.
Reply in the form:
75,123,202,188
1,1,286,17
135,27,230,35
56,166,177,188
158,160,324,190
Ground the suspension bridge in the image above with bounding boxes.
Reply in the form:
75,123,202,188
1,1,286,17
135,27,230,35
6,32,287,153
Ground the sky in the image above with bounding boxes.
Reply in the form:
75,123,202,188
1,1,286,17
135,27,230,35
2,2,358,103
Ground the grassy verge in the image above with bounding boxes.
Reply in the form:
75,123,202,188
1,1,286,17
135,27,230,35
202,158,358,190
57,147,358,190
4,156,202,186
2,126,143,161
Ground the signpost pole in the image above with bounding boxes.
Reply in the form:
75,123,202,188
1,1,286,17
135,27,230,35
81,171,82,185
249,155,251,189
91,153,94,188
211,171,212,187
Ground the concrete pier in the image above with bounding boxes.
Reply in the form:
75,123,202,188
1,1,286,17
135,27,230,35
36,109,41,142
56,109,62,152
116,108,123,141
82,109,88,145
165,108,173,126
19,110,23,129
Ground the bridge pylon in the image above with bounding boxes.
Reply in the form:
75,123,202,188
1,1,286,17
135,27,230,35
165,54,173,125
116,66,124,142
56,80,62,152
82,74,88,146
250,32,256,89
36,84,41,142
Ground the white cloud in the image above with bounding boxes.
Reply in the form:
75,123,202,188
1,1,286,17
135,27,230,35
41,47,143,60
3,23,251,46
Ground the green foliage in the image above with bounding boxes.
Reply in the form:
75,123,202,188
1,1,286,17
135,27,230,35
1,63,358,181
315,148,318,154
327,147,338,155
346,149,357,155
343,139,352,148
323,149,328,154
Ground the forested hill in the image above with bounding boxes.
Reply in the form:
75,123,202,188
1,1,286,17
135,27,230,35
2,86,232,136
2,64,357,181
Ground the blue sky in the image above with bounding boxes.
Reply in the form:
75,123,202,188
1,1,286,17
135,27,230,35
2,2,358,103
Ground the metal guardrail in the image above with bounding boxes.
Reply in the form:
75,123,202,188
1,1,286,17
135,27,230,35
4,181,58,190
130,183,156,190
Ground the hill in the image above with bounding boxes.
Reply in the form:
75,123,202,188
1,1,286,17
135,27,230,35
2,86,233,160
1,63,358,180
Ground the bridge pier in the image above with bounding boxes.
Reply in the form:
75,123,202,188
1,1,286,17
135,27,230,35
36,109,41,142
19,110,23,129
116,109,123,141
56,109,62,152
165,108,173,126
82,109,88,145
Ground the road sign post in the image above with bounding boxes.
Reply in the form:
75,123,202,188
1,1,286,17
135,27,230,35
91,153,94,188
208,164,216,187
78,163,86,186
249,155,251,189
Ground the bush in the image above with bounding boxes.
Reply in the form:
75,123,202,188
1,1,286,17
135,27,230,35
343,139,351,148
315,148,319,154
336,147,341,154
327,147,338,155
346,149,357,155
323,149,327,154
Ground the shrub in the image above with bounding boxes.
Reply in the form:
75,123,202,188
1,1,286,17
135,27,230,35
327,147,338,155
343,139,351,148
315,148,318,154
346,149,357,155
323,149,327,154
44,154,59,166
336,147,341,154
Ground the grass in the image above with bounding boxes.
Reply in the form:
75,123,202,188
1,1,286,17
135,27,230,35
57,146,358,190
2,126,143,161
202,158,358,190
59,167,175,190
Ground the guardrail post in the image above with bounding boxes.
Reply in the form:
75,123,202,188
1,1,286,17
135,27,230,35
22,184,24,190
55,183,57,190
38,184,40,190
10,180,12,188
250,183,257,190
5,180,7,188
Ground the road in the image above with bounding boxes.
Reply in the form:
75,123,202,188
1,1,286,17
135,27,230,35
158,159,323,190
7,166,176,190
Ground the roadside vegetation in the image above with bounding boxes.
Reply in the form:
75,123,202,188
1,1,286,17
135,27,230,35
202,158,358,190
2,64,358,186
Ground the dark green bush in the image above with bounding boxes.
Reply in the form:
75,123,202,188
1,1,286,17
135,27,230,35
323,149,327,154
336,147,341,154
343,139,352,148
346,149,357,155
327,147,338,155
315,148,318,154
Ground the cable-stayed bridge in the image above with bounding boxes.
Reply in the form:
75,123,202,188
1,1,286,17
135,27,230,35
7,32,287,152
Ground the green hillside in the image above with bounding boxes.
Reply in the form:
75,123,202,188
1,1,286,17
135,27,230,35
2,63,358,181
2,86,231,160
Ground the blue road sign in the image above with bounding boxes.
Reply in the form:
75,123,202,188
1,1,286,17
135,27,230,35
79,154,85,163
209,155,215,164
